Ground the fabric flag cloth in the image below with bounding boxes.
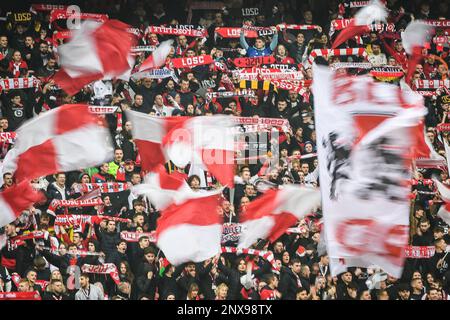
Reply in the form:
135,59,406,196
238,185,321,248
0,181,45,227
156,190,223,266
126,111,236,186
2,104,113,182
54,20,136,95
401,21,434,84
138,40,173,72
332,0,388,49
433,180,450,226
132,165,196,211
313,65,426,277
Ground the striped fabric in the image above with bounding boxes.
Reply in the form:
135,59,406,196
306,48,368,67
238,80,277,92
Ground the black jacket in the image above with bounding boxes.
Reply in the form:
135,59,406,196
96,227,121,258
278,266,302,300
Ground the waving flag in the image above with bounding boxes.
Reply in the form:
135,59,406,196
54,20,136,95
313,65,426,277
238,185,321,248
2,104,113,182
402,20,434,83
156,190,222,265
139,40,173,72
332,0,388,49
132,165,193,211
434,180,450,226
0,181,45,227
126,111,236,186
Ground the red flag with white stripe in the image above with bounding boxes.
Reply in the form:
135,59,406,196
0,181,45,227
2,104,113,182
54,20,136,95
156,190,222,265
126,110,236,186
238,185,321,248
132,165,194,211
332,0,387,49
434,180,450,226
139,40,173,72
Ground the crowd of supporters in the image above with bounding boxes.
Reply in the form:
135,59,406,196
0,0,449,300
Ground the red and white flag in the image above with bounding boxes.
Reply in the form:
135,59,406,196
401,20,434,84
126,111,236,186
132,165,194,211
313,65,426,277
434,180,450,226
139,40,173,72
238,185,321,248
156,191,222,265
2,104,113,182
332,0,387,49
54,20,136,95
0,181,45,227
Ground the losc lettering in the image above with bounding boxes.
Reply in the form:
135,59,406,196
182,56,205,66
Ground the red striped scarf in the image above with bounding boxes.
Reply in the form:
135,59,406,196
79,182,128,193
221,246,279,273
307,48,368,66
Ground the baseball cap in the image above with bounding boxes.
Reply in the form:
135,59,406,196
124,159,135,165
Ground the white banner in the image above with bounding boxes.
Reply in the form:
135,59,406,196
313,66,426,277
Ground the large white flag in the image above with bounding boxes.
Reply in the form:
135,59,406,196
313,65,427,277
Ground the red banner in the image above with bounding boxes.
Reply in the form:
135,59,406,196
171,55,213,68
0,132,17,142
404,246,435,258
233,56,275,68
50,9,108,23
215,27,257,38
0,291,41,300
438,123,450,132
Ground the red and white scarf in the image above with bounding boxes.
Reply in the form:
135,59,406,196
171,55,213,68
206,89,255,101
0,291,41,300
437,123,450,132
131,46,156,52
234,68,303,81
215,27,258,38
423,20,450,28
277,24,321,31
370,66,404,78
50,9,108,23
307,48,368,67
76,182,129,194
0,77,39,90
270,79,311,93
413,80,450,89
0,132,17,142
233,56,276,68
404,245,435,259
7,231,49,250
88,106,119,114
233,117,290,133
120,231,157,242
221,246,279,273
81,263,120,284
330,62,372,70
146,25,207,37
48,198,103,213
